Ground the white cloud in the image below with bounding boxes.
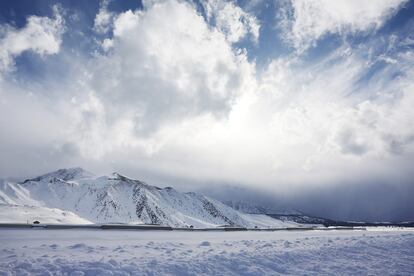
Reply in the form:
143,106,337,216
280,0,407,52
68,0,256,159
0,6,64,72
0,80,77,177
93,0,114,34
203,0,260,43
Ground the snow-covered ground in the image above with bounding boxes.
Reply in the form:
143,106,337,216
0,228,413,275
0,205,92,224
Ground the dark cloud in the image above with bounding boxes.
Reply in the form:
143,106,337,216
197,180,414,222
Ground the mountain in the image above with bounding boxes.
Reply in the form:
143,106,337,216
20,167,94,183
267,214,414,228
224,200,269,214
224,200,302,215
0,168,298,228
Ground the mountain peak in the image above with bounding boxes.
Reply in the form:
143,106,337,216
111,172,124,178
110,172,139,182
21,167,94,184
108,172,162,189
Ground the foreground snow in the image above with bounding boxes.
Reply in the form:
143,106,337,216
0,229,413,275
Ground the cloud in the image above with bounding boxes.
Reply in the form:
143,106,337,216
203,0,260,44
93,0,114,34
0,6,64,72
69,0,255,159
0,0,413,205
0,81,77,177
279,0,408,52
125,41,414,188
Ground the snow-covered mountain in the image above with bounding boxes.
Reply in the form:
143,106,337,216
224,200,302,215
0,168,298,228
224,200,269,214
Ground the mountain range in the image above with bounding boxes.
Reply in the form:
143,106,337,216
0,168,299,228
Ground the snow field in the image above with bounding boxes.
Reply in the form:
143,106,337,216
0,228,413,275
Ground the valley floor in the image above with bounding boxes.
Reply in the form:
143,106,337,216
0,228,413,275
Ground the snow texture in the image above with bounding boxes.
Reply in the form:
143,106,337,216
0,228,413,275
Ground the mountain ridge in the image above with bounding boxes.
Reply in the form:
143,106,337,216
0,168,298,228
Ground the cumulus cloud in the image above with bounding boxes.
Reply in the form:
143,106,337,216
70,0,255,158
0,6,64,72
279,0,408,52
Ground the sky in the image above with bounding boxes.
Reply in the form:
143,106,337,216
0,0,414,221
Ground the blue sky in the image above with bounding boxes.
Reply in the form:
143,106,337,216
0,0,414,220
